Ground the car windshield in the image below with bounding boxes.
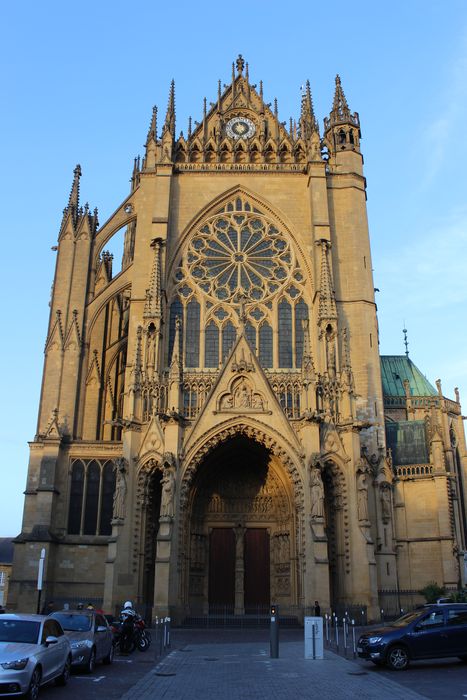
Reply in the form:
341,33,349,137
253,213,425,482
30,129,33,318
0,620,41,644
390,610,425,627
51,613,92,632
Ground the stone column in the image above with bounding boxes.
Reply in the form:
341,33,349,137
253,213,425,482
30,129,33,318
234,526,245,615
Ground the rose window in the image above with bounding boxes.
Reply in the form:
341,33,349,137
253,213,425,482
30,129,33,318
186,213,293,302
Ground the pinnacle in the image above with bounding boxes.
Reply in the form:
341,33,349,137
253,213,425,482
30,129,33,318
146,105,157,144
164,80,176,137
331,73,351,121
68,164,81,209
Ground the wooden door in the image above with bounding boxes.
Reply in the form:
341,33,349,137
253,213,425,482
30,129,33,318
244,528,270,612
208,528,235,612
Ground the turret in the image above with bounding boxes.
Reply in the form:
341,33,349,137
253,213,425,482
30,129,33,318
323,75,361,163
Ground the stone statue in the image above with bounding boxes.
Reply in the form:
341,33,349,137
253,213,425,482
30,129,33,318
310,466,324,519
160,466,176,518
380,484,391,521
357,471,369,522
113,458,128,520
237,384,250,408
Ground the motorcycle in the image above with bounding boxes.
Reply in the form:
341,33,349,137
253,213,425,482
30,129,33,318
110,616,151,653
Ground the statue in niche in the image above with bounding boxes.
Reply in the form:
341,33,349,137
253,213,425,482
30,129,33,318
146,327,156,370
357,471,369,522
221,394,233,409
160,466,176,518
113,458,128,521
380,484,391,521
310,466,325,520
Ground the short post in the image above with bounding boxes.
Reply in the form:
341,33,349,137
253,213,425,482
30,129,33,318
312,622,316,660
361,609,365,627
325,614,329,645
36,548,46,615
159,617,163,655
334,615,339,653
343,617,347,657
166,617,171,648
380,608,385,624
352,619,356,658
270,604,279,658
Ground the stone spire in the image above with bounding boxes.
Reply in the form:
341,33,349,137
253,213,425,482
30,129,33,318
163,80,176,138
146,105,158,145
300,80,319,140
68,164,81,210
331,75,351,123
323,75,360,151
318,240,337,325
144,238,163,319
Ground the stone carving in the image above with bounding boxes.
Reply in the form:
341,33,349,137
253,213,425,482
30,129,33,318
380,483,391,522
310,464,324,520
357,471,369,522
113,458,128,521
160,466,176,519
219,382,265,411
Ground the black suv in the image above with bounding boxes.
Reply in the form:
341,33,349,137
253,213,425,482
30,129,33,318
357,604,467,670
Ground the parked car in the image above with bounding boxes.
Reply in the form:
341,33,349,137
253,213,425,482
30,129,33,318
49,610,114,672
0,613,71,699
358,603,467,670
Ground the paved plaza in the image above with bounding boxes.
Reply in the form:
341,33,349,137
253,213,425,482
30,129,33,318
121,637,427,700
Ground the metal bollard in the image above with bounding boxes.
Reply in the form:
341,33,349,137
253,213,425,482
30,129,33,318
343,617,347,657
380,608,385,624
325,614,329,645
335,616,339,653
159,618,163,656
351,619,356,659
312,622,316,660
270,604,279,658
166,616,171,648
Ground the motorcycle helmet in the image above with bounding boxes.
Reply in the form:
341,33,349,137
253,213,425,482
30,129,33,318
123,600,133,609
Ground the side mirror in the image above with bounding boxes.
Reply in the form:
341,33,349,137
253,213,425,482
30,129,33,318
45,635,58,645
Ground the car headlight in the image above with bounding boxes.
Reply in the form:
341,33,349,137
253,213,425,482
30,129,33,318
70,641,90,650
367,636,383,644
1,658,29,670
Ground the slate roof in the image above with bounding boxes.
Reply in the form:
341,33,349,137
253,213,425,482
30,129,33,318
380,356,437,397
0,538,14,564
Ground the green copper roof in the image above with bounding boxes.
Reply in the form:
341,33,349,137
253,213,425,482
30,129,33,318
380,356,437,397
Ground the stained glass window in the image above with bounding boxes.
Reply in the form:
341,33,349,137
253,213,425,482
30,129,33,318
245,322,256,350
278,300,292,368
68,461,84,535
83,461,100,535
295,300,309,368
185,300,200,367
259,323,273,367
205,322,219,367
222,321,236,361
99,462,116,536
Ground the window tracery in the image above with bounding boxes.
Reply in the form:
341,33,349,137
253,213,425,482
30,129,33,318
167,196,311,378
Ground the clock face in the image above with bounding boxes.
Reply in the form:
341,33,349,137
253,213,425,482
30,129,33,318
226,116,256,140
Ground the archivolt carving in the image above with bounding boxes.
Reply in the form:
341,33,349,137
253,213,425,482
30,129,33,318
132,458,163,574
180,420,304,512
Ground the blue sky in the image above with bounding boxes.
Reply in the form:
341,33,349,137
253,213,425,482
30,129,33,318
1,0,467,536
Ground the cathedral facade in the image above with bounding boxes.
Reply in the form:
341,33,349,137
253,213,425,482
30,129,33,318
9,57,467,621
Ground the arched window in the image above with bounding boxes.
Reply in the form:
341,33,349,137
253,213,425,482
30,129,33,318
205,322,219,367
83,461,100,535
168,296,183,363
259,323,273,367
278,300,292,368
68,461,84,535
222,321,236,362
245,322,256,351
185,300,200,367
99,462,116,536
295,300,309,368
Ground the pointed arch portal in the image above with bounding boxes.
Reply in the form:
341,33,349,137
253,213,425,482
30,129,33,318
183,435,298,614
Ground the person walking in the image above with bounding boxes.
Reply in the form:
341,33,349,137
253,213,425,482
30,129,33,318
314,600,321,617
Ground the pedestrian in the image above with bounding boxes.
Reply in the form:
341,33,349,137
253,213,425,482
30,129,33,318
41,601,55,615
314,600,321,617
86,602,94,610
76,602,84,610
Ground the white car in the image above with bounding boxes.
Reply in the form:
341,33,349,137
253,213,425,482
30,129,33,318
0,614,71,699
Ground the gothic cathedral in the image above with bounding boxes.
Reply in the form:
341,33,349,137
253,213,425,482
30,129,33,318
10,57,467,621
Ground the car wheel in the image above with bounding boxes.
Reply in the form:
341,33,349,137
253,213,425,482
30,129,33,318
386,645,410,671
26,667,42,700
103,642,114,665
85,648,96,674
55,655,71,686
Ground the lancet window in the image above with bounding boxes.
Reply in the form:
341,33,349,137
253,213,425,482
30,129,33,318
166,196,311,376
67,459,116,536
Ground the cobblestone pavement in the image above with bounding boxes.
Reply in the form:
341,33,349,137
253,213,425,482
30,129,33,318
121,637,428,700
